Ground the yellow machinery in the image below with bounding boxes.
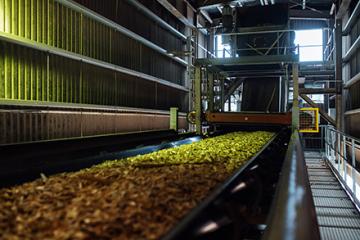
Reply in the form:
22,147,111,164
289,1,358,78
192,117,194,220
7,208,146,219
299,108,319,133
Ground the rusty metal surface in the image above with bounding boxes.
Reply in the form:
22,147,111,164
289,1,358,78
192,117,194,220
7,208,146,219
205,112,292,125
0,108,187,144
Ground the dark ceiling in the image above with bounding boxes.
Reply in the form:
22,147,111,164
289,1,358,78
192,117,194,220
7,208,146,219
193,0,334,22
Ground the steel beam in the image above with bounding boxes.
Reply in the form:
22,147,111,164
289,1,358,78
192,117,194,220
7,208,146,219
292,63,299,130
156,0,195,28
343,35,360,62
344,72,360,89
200,9,213,24
224,78,245,101
207,73,214,112
206,112,292,125
343,0,360,35
0,99,189,115
300,94,336,126
299,88,336,94
125,0,187,41
335,19,343,131
195,54,299,66
345,108,360,116
336,0,351,19
0,31,188,92
220,76,225,112
194,67,202,134
56,0,187,66
289,9,331,20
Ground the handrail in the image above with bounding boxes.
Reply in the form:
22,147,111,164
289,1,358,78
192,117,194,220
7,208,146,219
324,126,360,208
262,130,320,240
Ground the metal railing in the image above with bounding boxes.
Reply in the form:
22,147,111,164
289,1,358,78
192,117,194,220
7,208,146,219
324,126,360,208
263,130,320,240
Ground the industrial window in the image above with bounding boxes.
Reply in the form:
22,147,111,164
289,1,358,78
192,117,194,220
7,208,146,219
216,36,231,58
294,29,323,62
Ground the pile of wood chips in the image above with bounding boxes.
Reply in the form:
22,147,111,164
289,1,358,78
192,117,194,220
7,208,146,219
0,131,273,239
0,163,232,240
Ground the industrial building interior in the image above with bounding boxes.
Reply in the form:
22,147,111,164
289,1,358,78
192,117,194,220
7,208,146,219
0,0,360,239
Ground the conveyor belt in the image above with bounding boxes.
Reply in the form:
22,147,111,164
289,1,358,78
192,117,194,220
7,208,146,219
305,151,360,240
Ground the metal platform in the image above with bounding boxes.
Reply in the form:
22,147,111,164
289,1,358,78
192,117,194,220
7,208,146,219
305,151,360,240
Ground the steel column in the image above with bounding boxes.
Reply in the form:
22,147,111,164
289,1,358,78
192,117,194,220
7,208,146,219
352,139,356,196
220,76,225,112
207,73,214,112
194,66,202,135
292,63,299,130
335,19,343,131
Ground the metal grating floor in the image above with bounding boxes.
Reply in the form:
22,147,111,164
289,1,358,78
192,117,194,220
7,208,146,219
305,151,360,240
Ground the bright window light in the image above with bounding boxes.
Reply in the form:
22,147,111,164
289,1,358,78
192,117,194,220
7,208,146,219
216,36,231,58
294,29,323,62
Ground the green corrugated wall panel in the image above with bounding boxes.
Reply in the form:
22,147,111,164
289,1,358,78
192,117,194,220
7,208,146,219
0,0,187,111
0,47,3,99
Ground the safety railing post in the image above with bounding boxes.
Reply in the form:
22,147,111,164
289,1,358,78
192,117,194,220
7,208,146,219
338,132,341,173
352,139,356,197
321,126,324,152
343,135,347,184
330,129,334,161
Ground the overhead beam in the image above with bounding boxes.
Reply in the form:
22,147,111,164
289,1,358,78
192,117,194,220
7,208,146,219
195,54,299,66
199,1,240,10
200,9,213,24
300,94,336,126
299,88,336,94
156,0,195,28
125,0,187,41
289,9,331,20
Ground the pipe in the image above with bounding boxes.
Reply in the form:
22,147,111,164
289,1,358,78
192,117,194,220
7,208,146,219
55,0,188,67
125,0,187,41
343,0,360,35
0,31,189,92
343,35,360,62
